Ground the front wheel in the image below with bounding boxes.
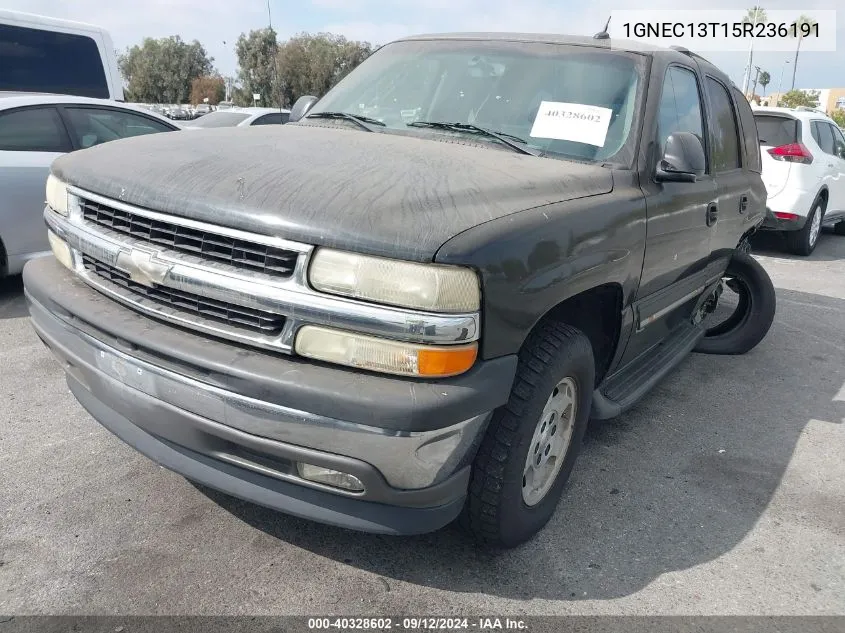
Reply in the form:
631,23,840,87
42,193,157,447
461,322,594,548
694,251,776,355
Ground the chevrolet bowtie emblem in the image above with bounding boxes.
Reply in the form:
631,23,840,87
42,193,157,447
115,249,173,288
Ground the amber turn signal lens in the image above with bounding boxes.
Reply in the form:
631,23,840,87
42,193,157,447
294,325,478,378
418,344,478,377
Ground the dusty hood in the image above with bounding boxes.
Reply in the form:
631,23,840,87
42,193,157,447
51,124,613,261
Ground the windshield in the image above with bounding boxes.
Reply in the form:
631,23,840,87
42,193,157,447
310,39,646,164
187,111,250,128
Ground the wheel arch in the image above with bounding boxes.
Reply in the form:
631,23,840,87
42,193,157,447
519,283,624,387
816,186,829,209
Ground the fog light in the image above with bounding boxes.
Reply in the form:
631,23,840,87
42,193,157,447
297,463,365,492
48,230,74,270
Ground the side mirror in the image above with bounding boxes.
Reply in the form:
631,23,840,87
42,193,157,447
289,95,319,123
834,140,845,160
655,132,707,183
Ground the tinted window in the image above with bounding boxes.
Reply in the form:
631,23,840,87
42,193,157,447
830,123,845,154
188,111,250,128
252,113,287,125
811,121,835,154
754,115,798,147
656,66,705,159
0,107,69,152
64,107,174,149
705,77,741,171
733,88,762,172
0,24,109,98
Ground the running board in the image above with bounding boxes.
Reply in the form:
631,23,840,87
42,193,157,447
591,322,705,420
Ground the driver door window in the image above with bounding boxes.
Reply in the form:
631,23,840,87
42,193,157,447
656,66,706,162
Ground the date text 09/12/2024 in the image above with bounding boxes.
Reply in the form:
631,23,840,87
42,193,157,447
307,617,528,630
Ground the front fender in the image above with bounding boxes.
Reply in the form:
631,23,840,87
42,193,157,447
435,181,647,359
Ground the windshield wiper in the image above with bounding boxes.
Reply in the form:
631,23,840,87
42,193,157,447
407,121,540,156
305,111,385,131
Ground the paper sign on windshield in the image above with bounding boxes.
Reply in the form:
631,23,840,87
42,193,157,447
529,102,613,147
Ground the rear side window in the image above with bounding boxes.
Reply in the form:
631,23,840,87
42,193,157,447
0,24,109,98
733,89,762,172
252,113,287,126
704,77,741,172
754,115,798,147
811,121,835,155
0,106,70,152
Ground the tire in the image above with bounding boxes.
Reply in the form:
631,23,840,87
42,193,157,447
461,321,594,548
787,197,825,256
834,221,845,236
694,251,776,355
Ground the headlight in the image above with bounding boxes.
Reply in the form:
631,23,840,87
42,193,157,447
295,325,478,378
308,248,480,313
45,175,69,216
47,230,74,270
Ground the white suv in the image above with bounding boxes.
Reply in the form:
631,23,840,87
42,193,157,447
752,106,845,255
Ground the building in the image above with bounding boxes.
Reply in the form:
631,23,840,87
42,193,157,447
753,88,845,114
798,88,845,114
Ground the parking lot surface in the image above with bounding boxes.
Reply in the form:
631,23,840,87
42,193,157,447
1,231,843,616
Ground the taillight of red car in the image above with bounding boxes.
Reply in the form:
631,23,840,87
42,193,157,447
767,143,814,164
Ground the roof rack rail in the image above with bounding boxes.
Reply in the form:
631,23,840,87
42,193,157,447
670,45,692,55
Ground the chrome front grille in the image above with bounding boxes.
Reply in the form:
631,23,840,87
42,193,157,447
81,254,286,336
45,185,481,355
80,198,299,277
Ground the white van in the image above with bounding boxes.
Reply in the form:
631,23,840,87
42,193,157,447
0,9,124,101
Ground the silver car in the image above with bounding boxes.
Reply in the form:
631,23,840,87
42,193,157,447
0,93,179,277
182,107,291,129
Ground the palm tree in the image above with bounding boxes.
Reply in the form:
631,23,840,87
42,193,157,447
742,6,767,94
758,70,771,95
790,15,818,90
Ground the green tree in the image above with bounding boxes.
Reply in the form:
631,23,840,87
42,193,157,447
790,15,818,90
118,36,214,104
778,89,819,109
758,70,771,95
189,76,226,105
235,28,281,107
741,6,767,94
831,110,845,128
276,32,374,105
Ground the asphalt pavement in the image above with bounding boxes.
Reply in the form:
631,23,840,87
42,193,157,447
0,230,843,616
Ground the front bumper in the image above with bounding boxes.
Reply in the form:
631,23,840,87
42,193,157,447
24,257,518,534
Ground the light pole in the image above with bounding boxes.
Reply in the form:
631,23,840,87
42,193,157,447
751,65,761,100
777,59,791,101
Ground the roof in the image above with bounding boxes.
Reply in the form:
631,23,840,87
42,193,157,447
0,92,179,126
396,32,688,56
0,8,105,33
751,105,835,121
236,107,292,115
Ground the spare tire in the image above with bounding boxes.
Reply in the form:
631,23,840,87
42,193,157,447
694,251,776,355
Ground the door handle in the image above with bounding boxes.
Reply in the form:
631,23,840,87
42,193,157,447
706,202,719,226
740,195,749,214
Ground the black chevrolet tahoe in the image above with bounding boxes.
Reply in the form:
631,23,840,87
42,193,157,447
24,33,776,547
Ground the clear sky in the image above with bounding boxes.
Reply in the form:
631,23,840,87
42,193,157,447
5,0,844,90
